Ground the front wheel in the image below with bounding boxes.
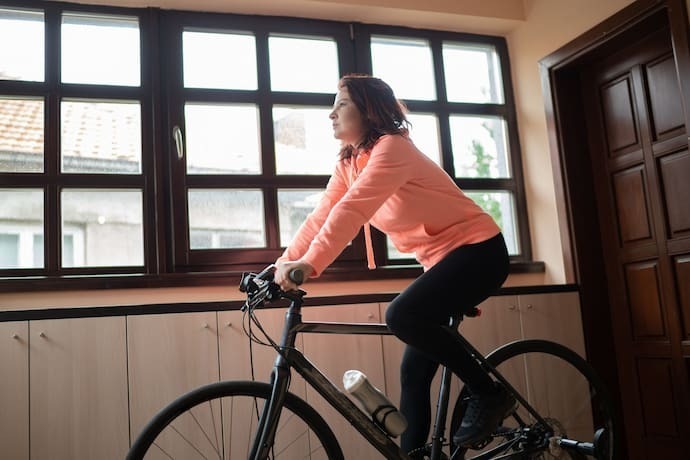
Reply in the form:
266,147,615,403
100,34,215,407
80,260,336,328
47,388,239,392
127,380,344,460
450,339,619,460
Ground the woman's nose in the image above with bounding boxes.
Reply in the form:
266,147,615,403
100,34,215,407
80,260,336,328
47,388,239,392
329,110,336,120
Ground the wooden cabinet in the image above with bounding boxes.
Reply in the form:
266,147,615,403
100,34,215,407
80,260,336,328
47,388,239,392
30,317,129,460
301,303,387,460
0,321,29,460
0,290,586,459
127,311,220,459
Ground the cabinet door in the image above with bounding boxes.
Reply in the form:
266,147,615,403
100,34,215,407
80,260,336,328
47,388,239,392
301,303,386,460
518,292,593,443
127,311,220,459
218,308,309,458
30,317,129,460
0,321,29,460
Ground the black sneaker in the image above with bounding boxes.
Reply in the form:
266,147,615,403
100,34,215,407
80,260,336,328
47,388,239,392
453,383,518,446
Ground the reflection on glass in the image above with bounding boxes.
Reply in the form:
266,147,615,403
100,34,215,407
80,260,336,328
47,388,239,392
277,189,324,246
450,116,510,178
0,8,44,82
185,104,261,174
371,36,435,101
407,113,441,165
443,42,504,104
188,189,265,249
183,30,257,90
269,36,339,93
61,100,141,174
0,188,44,268
274,106,340,175
0,97,44,172
61,189,144,267
466,191,518,255
61,13,140,86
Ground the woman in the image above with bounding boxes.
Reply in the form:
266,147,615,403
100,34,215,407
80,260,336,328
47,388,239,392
274,74,514,454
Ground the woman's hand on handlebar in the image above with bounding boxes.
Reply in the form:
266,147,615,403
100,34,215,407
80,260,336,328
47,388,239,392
274,260,313,291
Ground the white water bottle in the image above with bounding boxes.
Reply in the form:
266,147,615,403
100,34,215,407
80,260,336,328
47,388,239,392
343,370,408,437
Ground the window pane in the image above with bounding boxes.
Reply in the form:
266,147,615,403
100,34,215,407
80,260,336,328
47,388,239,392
61,189,144,267
0,8,44,82
407,113,441,165
0,188,44,269
371,36,435,101
274,106,340,175
61,100,142,174
443,42,504,104
269,36,339,93
450,116,510,178
277,189,324,246
387,239,414,261
185,103,260,174
183,30,257,90
465,191,518,255
188,189,265,249
61,13,140,86
0,97,44,172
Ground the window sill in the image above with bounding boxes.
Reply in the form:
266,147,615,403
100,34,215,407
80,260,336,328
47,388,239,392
0,260,544,293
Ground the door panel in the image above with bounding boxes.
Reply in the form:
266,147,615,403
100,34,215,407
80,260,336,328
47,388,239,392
582,23,690,459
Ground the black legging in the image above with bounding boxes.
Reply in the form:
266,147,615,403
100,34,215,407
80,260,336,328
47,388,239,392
385,233,510,453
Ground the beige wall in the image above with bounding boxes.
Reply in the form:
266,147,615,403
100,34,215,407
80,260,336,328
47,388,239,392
0,0,646,308
506,0,635,283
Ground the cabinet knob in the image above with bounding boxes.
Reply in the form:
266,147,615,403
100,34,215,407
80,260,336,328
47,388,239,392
367,313,374,319
202,323,209,329
12,333,19,339
39,332,46,338
508,305,517,311
526,304,533,310
226,322,232,328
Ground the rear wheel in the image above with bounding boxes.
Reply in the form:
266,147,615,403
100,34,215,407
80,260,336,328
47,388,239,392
127,380,344,460
450,339,618,459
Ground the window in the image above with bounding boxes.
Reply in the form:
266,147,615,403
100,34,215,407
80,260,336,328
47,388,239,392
0,1,531,289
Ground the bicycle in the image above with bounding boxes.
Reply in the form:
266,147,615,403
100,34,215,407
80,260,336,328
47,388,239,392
127,265,619,459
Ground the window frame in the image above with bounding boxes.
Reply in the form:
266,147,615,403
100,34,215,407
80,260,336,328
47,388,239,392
0,0,539,291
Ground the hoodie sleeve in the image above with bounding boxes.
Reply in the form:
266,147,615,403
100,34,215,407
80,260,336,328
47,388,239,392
301,135,412,276
276,161,349,265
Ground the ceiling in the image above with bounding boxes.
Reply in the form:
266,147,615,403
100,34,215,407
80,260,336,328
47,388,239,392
69,0,527,35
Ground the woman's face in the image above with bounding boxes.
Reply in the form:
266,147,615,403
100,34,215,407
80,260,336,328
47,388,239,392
330,86,366,147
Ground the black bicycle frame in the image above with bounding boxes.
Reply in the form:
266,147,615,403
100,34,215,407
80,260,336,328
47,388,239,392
246,289,552,460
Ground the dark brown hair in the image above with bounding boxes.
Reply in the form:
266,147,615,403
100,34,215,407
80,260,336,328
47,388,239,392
337,74,409,159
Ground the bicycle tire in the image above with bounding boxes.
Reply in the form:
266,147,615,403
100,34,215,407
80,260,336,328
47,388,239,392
449,339,619,460
127,380,344,460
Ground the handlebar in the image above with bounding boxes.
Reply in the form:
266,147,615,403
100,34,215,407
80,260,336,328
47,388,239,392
239,265,305,311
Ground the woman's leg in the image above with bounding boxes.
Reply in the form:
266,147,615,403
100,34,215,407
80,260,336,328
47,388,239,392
399,345,439,453
386,233,509,451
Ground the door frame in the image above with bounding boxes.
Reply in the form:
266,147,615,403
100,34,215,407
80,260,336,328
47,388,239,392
540,0,690,456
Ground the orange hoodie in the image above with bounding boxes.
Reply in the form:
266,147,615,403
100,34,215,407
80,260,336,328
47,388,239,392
278,134,501,277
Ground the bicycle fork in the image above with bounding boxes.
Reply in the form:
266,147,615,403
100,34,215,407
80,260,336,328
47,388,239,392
248,356,292,460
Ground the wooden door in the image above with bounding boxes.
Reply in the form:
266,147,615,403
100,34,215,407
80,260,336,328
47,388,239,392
581,23,690,460
0,321,29,460
30,317,129,460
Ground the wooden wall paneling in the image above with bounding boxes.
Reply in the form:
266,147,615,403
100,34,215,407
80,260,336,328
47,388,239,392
300,303,386,460
127,311,220,459
30,317,129,460
0,321,29,460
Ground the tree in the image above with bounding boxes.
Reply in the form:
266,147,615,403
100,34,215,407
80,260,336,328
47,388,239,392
469,139,503,226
